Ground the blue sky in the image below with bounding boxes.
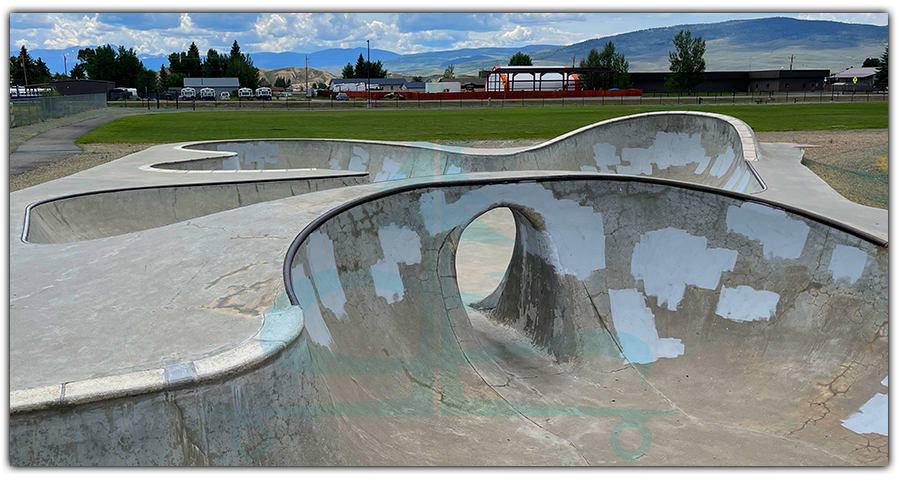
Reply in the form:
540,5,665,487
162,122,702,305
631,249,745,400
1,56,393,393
9,7,889,58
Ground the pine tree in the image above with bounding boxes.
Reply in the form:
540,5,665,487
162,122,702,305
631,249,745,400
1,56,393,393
874,45,888,90
509,51,533,66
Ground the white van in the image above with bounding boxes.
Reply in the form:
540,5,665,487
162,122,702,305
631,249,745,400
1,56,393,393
180,87,196,100
255,87,273,100
220,91,231,100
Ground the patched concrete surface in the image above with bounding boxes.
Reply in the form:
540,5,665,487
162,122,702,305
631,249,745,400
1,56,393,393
8,112,888,466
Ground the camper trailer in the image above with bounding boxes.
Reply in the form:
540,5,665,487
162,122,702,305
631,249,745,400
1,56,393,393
255,87,273,100
199,87,216,101
180,87,196,100
220,91,231,100
238,87,253,99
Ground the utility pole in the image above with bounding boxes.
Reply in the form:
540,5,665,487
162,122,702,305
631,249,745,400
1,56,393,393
305,55,309,97
20,54,28,87
789,55,794,71
64,54,67,76
367,40,371,109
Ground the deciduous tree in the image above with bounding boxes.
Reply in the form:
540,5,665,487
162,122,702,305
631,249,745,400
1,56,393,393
666,30,706,93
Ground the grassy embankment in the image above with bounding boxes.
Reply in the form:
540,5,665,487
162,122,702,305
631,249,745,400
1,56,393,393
78,101,888,144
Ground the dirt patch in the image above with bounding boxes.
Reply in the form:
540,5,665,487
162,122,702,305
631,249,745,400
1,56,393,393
756,129,888,209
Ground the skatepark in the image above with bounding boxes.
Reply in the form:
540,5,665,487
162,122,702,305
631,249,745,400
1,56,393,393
8,111,888,465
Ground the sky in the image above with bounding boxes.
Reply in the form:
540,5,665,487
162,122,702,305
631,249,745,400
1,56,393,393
9,7,889,60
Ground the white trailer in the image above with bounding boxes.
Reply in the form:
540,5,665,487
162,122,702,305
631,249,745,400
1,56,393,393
180,87,196,100
255,87,273,100
425,82,461,93
199,87,216,100
238,87,254,99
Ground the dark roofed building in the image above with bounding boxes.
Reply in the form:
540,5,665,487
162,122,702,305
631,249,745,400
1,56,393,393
629,69,829,93
331,78,408,92
183,77,241,95
47,79,115,96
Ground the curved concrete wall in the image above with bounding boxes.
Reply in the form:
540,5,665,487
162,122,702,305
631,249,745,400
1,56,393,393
276,177,885,464
24,175,366,244
11,176,887,465
175,112,765,193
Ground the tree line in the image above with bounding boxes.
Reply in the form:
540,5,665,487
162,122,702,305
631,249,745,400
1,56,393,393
10,40,261,96
341,54,388,79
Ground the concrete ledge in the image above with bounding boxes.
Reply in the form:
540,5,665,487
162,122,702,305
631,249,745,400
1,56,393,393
10,303,304,415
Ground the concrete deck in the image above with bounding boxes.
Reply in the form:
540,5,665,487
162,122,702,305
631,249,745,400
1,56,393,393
9,111,888,466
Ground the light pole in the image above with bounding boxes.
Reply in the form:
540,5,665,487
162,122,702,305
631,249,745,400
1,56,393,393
367,40,371,109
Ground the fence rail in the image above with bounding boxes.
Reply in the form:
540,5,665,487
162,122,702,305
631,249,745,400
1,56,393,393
10,93,107,128
121,89,887,112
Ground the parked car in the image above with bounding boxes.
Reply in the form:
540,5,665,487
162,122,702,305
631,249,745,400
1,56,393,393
335,92,350,101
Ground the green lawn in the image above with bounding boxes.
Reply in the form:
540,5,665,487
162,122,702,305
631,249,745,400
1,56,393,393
77,102,888,144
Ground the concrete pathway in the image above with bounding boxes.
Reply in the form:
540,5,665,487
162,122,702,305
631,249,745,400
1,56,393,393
9,112,139,176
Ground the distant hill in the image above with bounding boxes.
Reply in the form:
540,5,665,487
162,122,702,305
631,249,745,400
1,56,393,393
374,45,559,77
529,17,888,72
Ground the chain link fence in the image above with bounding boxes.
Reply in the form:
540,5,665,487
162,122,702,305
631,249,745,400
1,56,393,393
10,94,107,128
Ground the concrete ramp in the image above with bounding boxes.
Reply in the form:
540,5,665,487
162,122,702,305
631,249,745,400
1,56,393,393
24,174,366,244
175,111,764,193
275,174,886,465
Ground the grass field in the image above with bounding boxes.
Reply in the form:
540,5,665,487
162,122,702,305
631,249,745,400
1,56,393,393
77,102,888,144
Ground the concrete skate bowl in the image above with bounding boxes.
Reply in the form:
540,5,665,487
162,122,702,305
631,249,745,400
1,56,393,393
279,175,887,465
170,111,765,193
21,111,761,245
22,175,366,244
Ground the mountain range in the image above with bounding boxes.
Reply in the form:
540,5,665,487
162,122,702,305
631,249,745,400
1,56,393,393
15,17,887,79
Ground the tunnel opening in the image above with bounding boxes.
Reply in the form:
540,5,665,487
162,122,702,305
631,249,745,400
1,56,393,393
454,207,517,321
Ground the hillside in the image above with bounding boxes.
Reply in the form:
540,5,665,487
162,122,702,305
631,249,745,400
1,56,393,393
528,17,888,72
258,67,336,89
379,17,887,75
